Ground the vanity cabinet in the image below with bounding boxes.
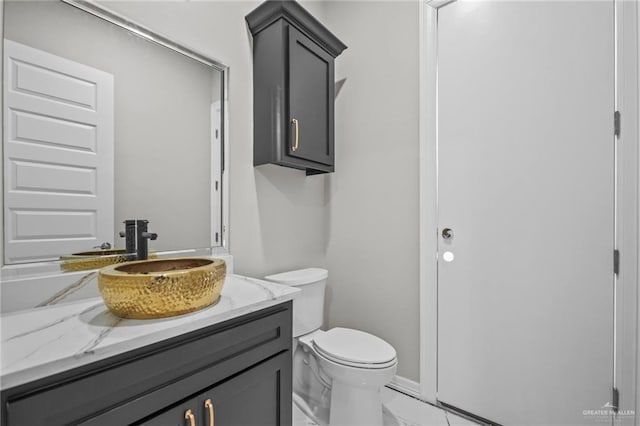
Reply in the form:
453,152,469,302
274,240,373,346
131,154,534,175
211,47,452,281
1,302,292,426
247,0,347,175
140,352,288,426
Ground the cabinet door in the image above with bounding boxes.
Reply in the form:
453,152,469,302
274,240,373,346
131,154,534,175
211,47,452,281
287,26,334,167
138,351,291,426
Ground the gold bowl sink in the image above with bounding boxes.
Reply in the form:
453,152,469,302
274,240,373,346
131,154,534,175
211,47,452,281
98,257,226,319
60,250,157,272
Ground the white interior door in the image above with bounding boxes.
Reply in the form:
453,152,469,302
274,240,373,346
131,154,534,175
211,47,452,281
436,2,615,424
3,40,114,264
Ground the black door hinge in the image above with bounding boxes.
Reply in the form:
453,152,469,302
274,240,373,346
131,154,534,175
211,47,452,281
614,111,621,138
612,387,619,413
614,249,620,275
215,232,219,243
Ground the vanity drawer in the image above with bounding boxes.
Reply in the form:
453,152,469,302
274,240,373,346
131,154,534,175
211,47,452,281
136,351,291,426
2,302,292,426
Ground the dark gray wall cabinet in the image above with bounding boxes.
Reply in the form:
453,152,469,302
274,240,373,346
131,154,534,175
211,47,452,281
247,1,347,175
1,302,292,426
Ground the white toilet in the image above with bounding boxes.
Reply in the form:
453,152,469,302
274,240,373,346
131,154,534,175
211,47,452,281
264,268,397,426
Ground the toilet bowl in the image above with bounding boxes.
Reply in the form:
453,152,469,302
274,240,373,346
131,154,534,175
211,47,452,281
265,268,398,426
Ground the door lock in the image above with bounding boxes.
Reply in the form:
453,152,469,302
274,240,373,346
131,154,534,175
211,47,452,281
442,228,454,240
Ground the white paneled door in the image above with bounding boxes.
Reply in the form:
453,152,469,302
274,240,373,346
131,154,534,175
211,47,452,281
436,2,614,425
4,40,114,264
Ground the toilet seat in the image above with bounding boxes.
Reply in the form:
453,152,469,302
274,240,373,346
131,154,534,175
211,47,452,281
312,327,397,369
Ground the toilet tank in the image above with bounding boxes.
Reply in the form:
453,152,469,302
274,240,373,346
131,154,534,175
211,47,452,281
264,268,328,337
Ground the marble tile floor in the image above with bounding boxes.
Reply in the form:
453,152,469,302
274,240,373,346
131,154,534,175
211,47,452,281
293,386,479,426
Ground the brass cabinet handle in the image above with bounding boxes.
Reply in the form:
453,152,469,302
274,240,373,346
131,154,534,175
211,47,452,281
291,118,299,152
184,408,195,426
205,399,215,426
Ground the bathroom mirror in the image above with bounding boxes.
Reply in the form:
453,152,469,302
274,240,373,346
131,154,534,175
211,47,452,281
2,0,228,266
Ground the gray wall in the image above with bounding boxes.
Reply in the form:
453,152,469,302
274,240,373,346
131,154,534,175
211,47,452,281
323,1,420,381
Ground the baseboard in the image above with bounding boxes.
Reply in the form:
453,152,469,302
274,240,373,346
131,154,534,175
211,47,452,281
387,375,421,398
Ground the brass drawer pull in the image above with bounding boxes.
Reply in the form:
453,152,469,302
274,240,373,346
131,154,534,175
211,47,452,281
291,118,299,152
205,398,215,426
184,408,195,426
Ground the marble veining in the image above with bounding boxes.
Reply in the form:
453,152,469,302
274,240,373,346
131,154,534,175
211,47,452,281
77,316,123,354
5,302,103,341
0,269,102,315
0,274,298,390
237,274,293,299
35,271,98,307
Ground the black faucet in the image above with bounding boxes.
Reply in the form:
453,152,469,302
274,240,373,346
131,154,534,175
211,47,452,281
136,219,158,261
119,219,158,261
119,220,137,260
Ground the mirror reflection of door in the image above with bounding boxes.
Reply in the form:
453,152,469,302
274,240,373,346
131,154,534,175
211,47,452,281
3,40,114,264
211,100,222,247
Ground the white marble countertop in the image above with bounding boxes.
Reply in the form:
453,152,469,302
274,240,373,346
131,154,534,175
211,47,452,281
0,274,298,390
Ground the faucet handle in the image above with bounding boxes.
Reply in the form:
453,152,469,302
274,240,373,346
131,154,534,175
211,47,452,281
93,242,112,250
141,232,158,241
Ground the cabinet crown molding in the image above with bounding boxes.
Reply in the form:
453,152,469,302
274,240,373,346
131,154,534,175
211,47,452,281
246,0,347,58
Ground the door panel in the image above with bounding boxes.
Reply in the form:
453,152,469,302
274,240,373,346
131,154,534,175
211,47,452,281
288,27,334,166
3,39,114,264
436,2,614,424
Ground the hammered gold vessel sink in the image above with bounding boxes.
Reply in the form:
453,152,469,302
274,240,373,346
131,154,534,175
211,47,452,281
98,258,226,319
60,249,157,272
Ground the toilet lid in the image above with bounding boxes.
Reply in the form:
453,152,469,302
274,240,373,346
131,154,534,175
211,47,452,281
264,268,328,286
312,328,396,367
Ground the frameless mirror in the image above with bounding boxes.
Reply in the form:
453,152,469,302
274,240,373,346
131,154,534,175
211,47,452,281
2,0,227,266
